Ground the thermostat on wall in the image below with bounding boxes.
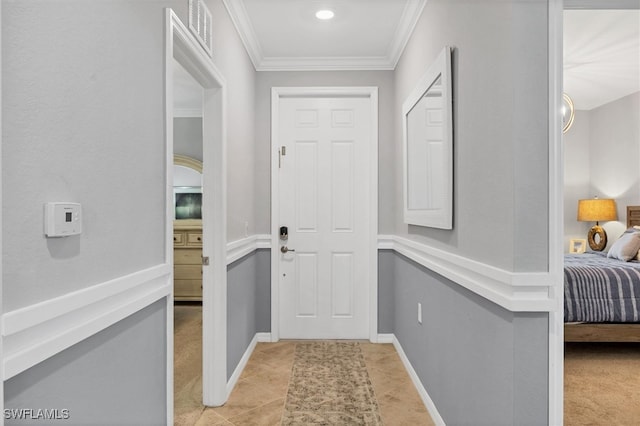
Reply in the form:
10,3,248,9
44,202,82,237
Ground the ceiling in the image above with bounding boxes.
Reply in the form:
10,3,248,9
564,9,640,111
223,0,426,70
174,4,640,114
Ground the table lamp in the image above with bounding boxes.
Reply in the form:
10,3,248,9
577,198,617,251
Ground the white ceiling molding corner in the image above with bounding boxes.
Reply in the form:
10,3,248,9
222,0,426,71
257,56,395,72
222,0,264,70
386,0,427,69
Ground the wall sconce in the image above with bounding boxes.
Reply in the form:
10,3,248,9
562,93,575,134
577,197,617,251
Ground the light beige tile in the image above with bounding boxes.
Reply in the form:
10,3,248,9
210,377,286,420
227,398,286,426
377,391,434,426
194,408,233,426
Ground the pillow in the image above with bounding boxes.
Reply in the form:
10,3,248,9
608,231,640,262
622,226,640,234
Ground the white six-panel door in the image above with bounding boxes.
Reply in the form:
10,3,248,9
277,96,372,339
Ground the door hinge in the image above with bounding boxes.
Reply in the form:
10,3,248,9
202,256,210,266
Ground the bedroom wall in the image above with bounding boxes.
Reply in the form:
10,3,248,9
391,0,550,423
563,92,640,250
174,118,203,162
563,110,591,251
589,91,640,244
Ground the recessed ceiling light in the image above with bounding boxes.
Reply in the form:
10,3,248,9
315,9,335,20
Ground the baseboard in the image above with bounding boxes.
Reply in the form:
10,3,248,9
391,335,446,426
2,264,172,380
376,333,394,344
226,333,259,398
256,332,272,342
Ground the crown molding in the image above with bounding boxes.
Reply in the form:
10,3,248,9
387,0,427,68
222,0,426,71
222,0,263,70
256,56,396,72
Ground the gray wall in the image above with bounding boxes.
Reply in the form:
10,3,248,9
394,0,549,272
388,1,551,423
209,0,258,241
3,0,258,421
174,118,203,162
2,0,167,311
4,300,167,425
563,92,640,250
227,249,270,380
389,253,548,425
377,250,395,334
254,70,396,234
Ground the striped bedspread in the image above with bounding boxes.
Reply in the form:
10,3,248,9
564,253,640,323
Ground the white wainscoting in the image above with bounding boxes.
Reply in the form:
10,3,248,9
226,234,271,265
379,235,555,312
1,235,271,383
2,264,172,380
227,234,555,312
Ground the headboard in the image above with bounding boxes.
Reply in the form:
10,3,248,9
628,206,640,228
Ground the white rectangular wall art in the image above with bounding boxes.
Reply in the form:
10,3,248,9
402,46,454,229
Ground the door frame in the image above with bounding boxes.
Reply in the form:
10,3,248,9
548,2,639,424
165,9,228,415
270,87,379,342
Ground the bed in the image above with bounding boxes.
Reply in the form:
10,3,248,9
564,205,640,342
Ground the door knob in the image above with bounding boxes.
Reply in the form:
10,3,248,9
280,246,296,254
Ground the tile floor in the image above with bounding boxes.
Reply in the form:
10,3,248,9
174,304,434,425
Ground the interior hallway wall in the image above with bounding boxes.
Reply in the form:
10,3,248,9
2,0,258,422
4,300,167,426
390,0,551,424
2,0,167,312
394,0,549,272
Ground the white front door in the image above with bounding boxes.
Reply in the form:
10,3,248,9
276,96,373,339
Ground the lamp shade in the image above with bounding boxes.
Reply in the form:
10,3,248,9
577,198,617,222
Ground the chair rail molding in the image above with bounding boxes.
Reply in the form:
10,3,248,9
378,235,554,312
2,264,171,380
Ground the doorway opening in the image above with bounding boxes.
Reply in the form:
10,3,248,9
165,9,228,422
561,3,640,425
172,56,205,421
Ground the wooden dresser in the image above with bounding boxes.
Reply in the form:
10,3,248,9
173,220,202,301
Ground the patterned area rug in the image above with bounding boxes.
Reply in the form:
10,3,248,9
282,341,382,425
